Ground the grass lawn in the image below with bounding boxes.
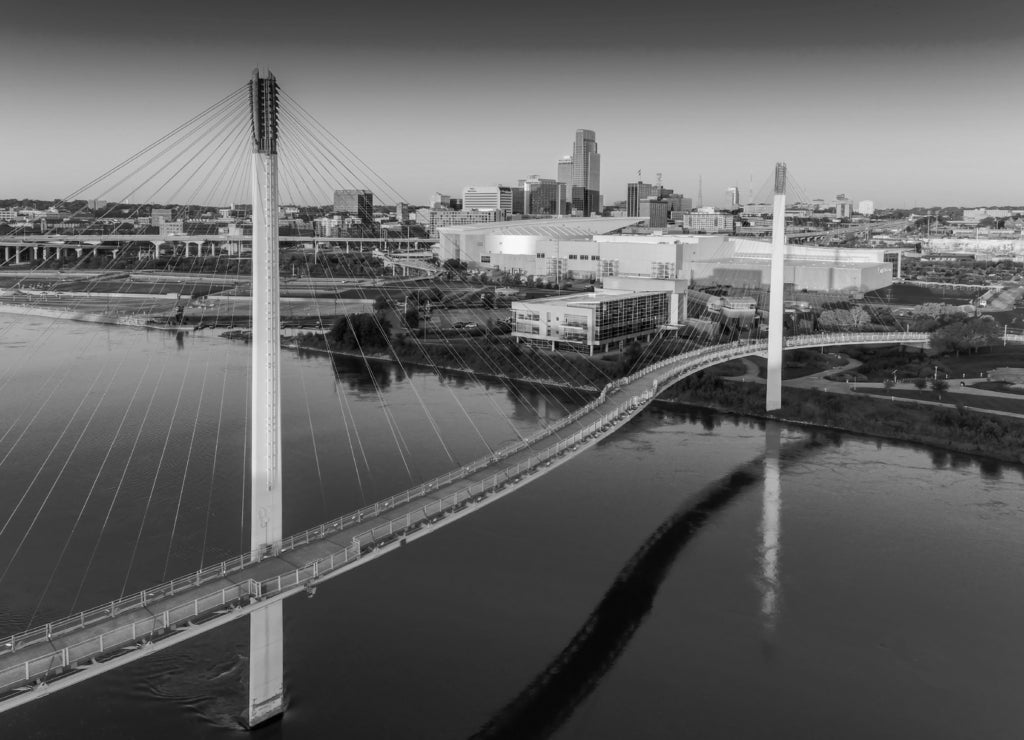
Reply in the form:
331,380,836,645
748,348,846,380
974,381,1024,396
937,345,1024,377
703,359,750,377
855,387,1024,415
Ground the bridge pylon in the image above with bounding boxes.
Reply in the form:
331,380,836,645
766,163,786,412
246,68,285,729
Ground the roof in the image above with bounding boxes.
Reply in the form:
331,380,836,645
437,216,644,240
513,290,668,308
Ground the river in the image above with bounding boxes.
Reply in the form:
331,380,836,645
1,316,1022,738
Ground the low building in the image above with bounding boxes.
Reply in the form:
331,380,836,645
688,238,893,293
416,208,505,238
675,210,735,234
512,290,669,354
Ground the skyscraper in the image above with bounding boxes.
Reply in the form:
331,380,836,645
556,156,573,213
334,189,373,222
521,176,565,216
569,129,600,216
726,186,740,209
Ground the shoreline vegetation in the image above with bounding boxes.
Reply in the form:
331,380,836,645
658,374,1024,465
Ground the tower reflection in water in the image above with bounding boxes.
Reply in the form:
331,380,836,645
760,422,782,633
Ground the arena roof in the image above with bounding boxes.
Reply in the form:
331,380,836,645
437,216,645,241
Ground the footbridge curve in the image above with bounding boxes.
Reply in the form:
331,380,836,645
0,331,928,712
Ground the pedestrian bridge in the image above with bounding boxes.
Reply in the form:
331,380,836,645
0,331,929,712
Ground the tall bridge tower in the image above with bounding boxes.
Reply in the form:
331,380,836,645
247,68,284,729
766,162,786,412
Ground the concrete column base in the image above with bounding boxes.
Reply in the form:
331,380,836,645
245,601,284,729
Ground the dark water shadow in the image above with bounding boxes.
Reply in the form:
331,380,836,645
469,432,818,740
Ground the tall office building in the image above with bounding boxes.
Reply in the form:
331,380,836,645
521,176,565,216
462,185,514,215
638,198,670,228
834,194,853,219
556,156,573,213
569,129,600,216
727,186,740,209
626,181,662,217
334,189,374,222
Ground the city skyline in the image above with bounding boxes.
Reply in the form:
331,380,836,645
2,0,1023,208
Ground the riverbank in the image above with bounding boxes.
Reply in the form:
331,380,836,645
658,373,1024,465
285,341,602,393
0,302,188,333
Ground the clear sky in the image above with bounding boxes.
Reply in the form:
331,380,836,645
3,0,1023,209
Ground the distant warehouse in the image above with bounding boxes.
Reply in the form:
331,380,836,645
513,290,669,354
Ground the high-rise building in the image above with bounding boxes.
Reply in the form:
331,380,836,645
857,200,875,216
627,181,662,217
726,186,740,209
521,176,565,216
556,156,573,212
569,129,600,216
663,194,692,214
334,189,374,222
834,194,853,219
638,198,670,228
462,186,513,215
511,187,525,216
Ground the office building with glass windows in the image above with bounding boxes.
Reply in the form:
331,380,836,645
569,129,600,216
512,290,669,354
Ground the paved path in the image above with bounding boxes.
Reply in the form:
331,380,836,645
729,352,1024,419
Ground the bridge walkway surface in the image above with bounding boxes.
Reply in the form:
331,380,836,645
0,331,928,712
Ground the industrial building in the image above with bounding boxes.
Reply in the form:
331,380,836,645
439,221,892,326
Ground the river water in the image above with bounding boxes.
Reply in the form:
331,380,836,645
1,316,1022,739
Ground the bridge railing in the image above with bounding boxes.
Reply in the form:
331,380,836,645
0,388,658,696
0,579,260,696
0,329,930,682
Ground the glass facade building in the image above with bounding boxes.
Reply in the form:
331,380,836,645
569,129,600,216
333,190,374,223
512,290,668,354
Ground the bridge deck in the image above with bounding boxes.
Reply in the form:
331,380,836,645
0,331,928,710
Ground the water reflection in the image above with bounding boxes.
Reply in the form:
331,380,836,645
760,423,782,634
471,433,817,740
978,457,1003,480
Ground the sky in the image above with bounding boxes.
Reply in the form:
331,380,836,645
3,0,1023,209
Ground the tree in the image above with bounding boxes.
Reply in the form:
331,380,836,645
930,378,949,398
848,306,871,328
913,377,928,390
403,307,420,329
329,313,392,352
930,317,1000,355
